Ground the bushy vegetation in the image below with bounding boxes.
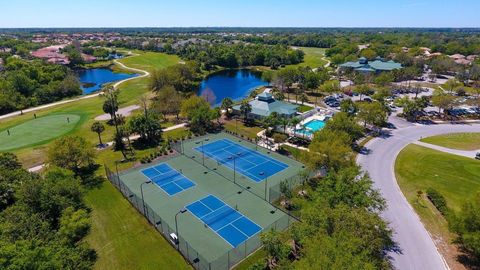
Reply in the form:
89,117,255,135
249,112,395,269
0,57,81,114
426,188,449,216
176,43,304,69
0,151,96,269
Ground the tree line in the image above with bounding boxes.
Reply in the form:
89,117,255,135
0,135,101,269
251,113,394,269
175,43,304,70
0,57,81,115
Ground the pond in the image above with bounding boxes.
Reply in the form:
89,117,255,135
198,69,268,106
77,68,138,94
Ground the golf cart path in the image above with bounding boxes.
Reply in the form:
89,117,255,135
357,123,480,270
27,122,187,173
0,54,149,121
95,105,141,120
413,141,479,159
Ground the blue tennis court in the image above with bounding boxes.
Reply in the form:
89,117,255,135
141,163,195,196
194,139,289,182
186,195,262,247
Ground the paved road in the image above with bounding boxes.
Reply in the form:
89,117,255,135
357,123,480,270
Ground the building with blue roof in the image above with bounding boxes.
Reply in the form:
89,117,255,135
339,57,402,74
232,92,299,119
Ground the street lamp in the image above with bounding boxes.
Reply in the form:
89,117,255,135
228,152,241,184
260,172,268,201
114,160,122,192
175,208,188,250
235,116,238,134
195,138,210,167
114,160,120,177
140,180,152,219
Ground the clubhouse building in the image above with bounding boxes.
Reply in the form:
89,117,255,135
339,57,402,74
233,92,299,119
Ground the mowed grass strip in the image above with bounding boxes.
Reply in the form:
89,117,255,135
0,52,179,167
85,180,191,270
396,144,480,212
420,132,480,151
395,144,480,268
0,113,84,151
119,52,180,73
287,47,327,69
0,52,189,270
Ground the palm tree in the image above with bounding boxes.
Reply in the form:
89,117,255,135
290,117,301,137
300,93,309,105
221,97,234,118
239,100,252,123
279,117,290,134
91,121,105,146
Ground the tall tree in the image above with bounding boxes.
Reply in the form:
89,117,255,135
431,90,456,114
220,97,234,118
181,95,215,134
152,86,183,120
102,87,119,126
239,100,252,122
128,112,163,143
47,136,95,175
90,121,105,146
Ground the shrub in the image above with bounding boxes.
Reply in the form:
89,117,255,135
273,133,288,143
426,188,449,216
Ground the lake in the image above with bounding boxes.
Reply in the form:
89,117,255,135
77,68,138,94
198,69,268,106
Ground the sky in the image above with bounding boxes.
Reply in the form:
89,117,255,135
1,0,479,28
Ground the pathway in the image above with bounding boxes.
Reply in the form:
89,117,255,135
357,122,480,270
0,54,149,121
413,141,479,159
95,105,140,121
27,122,188,173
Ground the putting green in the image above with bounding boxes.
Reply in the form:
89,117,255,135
0,114,82,151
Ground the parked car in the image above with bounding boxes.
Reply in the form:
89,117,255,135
330,101,340,107
363,97,373,103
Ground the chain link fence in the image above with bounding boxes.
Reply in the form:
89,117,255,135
105,165,296,270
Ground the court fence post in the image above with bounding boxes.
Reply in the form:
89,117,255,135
228,250,230,269
186,242,189,262
244,241,247,259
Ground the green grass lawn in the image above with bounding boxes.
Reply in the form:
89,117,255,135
395,144,480,267
396,144,480,212
223,119,263,139
0,52,189,270
297,104,313,113
287,47,328,69
233,248,265,270
420,132,480,151
85,180,191,270
119,52,180,73
0,52,179,167
0,113,85,151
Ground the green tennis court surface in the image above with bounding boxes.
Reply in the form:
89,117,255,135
115,132,304,269
0,114,82,151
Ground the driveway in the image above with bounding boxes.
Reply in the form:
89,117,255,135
357,122,480,270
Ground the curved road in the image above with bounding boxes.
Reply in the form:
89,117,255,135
357,121,480,270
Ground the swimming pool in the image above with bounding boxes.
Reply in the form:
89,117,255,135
295,119,326,136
